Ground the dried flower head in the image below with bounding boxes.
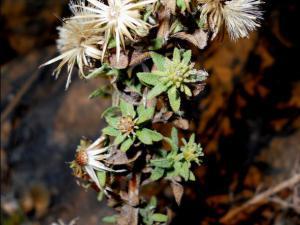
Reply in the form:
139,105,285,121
70,136,124,190
199,0,263,40
40,0,102,89
76,0,156,62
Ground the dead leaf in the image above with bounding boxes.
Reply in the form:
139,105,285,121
157,7,171,40
173,118,189,130
153,110,173,123
109,52,129,69
171,181,184,205
161,0,176,14
106,148,141,165
172,30,208,49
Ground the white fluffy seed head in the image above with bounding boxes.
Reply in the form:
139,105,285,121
199,0,263,40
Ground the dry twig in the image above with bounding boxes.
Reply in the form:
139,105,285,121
220,174,300,224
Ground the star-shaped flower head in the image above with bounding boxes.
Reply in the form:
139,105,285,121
70,136,124,191
40,0,103,89
137,48,208,112
102,99,163,152
199,0,263,40
76,0,156,62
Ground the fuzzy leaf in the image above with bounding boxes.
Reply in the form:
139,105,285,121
120,137,135,152
120,99,136,118
101,106,120,118
151,158,173,168
180,161,190,181
171,127,179,146
189,171,196,181
182,50,192,65
150,167,165,181
89,87,110,99
102,126,120,136
114,134,127,145
144,128,163,142
102,215,117,223
147,83,168,99
152,214,168,222
137,72,160,86
149,37,164,50
97,171,106,187
150,52,166,71
168,86,181,112
136,129,153,145
183,85,192,96
176,0,187,12
85,64,109,79
173,48,181,64
136,107,155,124
105,116,119,128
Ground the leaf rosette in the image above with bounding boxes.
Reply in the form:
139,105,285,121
138,48,208,112
102,99,163,152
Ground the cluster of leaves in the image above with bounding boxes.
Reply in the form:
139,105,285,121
102,99,163,151
138,48,208,112
151,128,203,182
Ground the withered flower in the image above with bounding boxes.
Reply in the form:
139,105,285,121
199,0,263,40
70,136,125,191
40,0,102,89
76,0,156,62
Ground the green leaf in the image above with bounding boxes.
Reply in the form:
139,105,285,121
168,86,181,112
148,197,157,209
147,83,168,99
151,158,173,168
101,106,120,118
189,171,196,181
152,214,168,222
170,19,184,34
143,128,163,142
176,0,187,12
182,50,192,65
189,133,196,144
171,127,179,146
136,129,153,145
183,85,192,97
114,134,127,145
120,98,136,118
137,72,160,86
150,167,165,181
180,161,190,181
85,64,109,79
102,215,117,223
89,87,110,99
149,37,164,50
136,107,155,124
102,126,120,136
150,52,166,71
173,48,181,64
97,171,106,187
174,161,183,175
120,137,135,152
105,116,119,128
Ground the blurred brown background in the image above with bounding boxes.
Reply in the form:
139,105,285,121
1,1,300,225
